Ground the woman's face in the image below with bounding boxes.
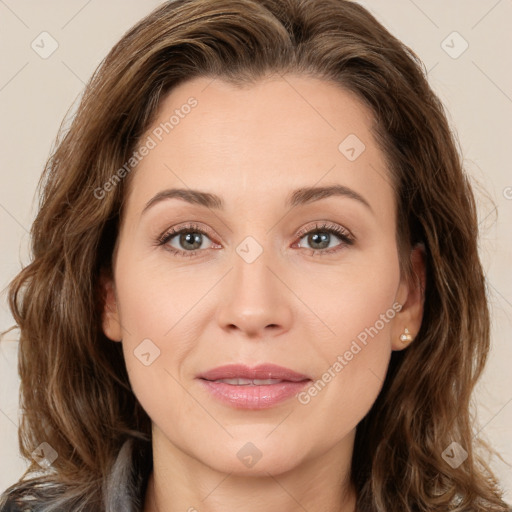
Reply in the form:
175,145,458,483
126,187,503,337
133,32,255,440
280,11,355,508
102,74,424,476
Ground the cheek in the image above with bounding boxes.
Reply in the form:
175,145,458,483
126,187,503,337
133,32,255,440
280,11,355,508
114,249,209,339
295,244,400,425
111,254,195,411
299,243,400,349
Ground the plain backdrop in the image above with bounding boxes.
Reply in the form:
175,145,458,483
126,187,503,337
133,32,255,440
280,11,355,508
1,0,511,502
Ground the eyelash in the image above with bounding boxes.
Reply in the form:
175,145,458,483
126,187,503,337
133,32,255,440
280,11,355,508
155,221,355,258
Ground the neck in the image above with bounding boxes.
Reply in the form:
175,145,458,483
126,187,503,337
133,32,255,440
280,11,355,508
143,426,358,512
144,472,357,512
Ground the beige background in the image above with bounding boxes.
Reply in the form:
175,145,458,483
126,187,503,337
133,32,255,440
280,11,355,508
1,0,511,501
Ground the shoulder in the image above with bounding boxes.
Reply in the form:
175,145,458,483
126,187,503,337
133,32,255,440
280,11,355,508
0,496,34,512
0,484,49,512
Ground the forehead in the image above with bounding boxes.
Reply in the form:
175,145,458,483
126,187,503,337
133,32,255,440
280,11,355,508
124,74,393,219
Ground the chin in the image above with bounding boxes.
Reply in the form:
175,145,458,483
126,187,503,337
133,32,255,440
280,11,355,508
197,436,306,476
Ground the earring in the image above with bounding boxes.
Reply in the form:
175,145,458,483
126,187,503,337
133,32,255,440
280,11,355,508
400,327,413,345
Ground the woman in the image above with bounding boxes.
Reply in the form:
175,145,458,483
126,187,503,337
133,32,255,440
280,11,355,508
0,0,510,510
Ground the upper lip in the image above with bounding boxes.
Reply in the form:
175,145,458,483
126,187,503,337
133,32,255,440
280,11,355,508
197,363,311,382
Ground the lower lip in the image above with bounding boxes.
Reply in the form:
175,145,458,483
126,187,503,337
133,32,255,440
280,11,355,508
197,379,311,409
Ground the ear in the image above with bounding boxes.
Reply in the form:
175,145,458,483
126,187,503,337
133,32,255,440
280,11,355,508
391,243,426,351
99,268,123,342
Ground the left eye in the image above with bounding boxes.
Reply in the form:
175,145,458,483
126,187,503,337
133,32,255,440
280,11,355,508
296,229,351,252
291,222,355,256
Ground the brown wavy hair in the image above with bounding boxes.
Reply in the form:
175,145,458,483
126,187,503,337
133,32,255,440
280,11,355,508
1,0,510,510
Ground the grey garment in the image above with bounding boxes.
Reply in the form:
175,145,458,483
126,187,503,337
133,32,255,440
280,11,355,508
0,499,30,512
0,438,152,512
0,500,33,512
103,438,150,512
1,442,512,511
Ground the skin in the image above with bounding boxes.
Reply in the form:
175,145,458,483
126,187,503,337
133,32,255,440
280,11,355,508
101,74,425,512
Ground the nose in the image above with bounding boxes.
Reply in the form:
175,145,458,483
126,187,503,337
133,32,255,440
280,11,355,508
215,242,293,339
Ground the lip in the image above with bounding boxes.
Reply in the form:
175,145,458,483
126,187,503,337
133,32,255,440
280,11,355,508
196,363,311,382
196,364,312,410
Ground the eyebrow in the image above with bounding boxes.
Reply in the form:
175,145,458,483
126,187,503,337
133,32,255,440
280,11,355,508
141,184,373,215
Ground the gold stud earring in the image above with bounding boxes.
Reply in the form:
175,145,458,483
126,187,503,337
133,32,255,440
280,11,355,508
400,327,413,345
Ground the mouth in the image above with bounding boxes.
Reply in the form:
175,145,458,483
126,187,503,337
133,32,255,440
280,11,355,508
196,362,311,382
202,378,297,385
196,363,312,409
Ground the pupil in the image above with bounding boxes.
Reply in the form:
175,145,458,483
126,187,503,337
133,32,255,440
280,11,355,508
310,232,329,249
182,232,201,250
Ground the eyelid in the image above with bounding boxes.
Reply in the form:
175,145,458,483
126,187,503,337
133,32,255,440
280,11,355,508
294,221,354,241
156,220,355,257
156,221,217,246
